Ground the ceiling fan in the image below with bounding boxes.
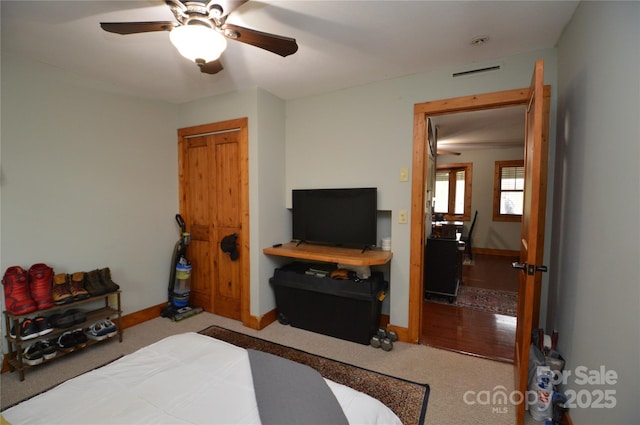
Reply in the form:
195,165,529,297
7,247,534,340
100,0,298,74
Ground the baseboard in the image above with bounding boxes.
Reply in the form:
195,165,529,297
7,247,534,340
473,247,519,257
120,302,166,329
243,309,277,330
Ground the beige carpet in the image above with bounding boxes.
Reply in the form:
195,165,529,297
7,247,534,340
1,312,538,424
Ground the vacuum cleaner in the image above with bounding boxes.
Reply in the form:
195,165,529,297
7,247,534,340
161,214,203,321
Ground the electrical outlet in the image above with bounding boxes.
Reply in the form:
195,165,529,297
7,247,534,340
398,210,408,224
399,167,409,182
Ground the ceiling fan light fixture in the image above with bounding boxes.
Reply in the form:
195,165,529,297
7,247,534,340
169,24,227,63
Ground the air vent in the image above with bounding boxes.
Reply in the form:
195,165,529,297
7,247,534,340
452,65,501,78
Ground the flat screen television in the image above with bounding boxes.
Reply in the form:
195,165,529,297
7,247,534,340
292,188,377,248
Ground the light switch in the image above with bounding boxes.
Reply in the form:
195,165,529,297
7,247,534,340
399,168,409,182
398,210,408,224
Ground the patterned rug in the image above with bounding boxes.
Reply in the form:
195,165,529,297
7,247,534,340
427,285,518,316
199,325,429,425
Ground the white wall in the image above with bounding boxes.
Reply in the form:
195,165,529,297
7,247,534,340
1,52,178,320
438,147,524,252
285,49,558,327
551,2,640,423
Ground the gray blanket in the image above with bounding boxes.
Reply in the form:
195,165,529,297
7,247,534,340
247,349,349,425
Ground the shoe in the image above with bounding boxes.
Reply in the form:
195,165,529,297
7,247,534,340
52,273,73,305
98,268,120,293
69,272,90,300
2,266,37,315
10,318,39,340
22,343,44,366
85,319,118,341
28,263,55,310
67,308,87,325
72,329,88,349
57,331,76,352
37,340,57,360
34,316,54,336
49,312,75,329
83,269,106,296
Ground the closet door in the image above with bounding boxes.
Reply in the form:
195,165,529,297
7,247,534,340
178,119,249,321
211,131,242,319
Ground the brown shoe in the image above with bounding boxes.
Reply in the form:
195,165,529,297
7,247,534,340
84,269,106,296
69,272,90,300
52,273,73,305
98,268,120,293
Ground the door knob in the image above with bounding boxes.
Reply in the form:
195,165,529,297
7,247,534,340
511,261,527,270
512,262,548,275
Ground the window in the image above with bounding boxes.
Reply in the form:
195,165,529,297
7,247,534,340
493,160,524,222
434,163,472,221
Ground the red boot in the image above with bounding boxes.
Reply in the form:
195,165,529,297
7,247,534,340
2,266,37,315
28,263,55,310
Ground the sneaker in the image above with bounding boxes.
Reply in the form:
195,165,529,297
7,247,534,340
85,319,118,341
12,319,39,341
38,340,57,360
28,263,55,310
34,316,54,336
22,343,43,366
72,329,88,348
52,273,74,305
2,266,37,315
57,331,77,352
69,272,90,301
98,268,120,293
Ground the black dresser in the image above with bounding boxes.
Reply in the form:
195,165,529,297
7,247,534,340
423,237,464,302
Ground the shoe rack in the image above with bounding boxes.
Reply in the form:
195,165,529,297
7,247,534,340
3,291,122,381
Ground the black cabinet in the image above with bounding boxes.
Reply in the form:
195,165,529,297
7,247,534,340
423,237,463,302
270,262,387,345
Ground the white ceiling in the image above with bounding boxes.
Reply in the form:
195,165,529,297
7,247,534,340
432,105,527,153
1,0,578,105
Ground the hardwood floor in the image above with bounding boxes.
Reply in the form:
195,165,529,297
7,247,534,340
421,253,519,363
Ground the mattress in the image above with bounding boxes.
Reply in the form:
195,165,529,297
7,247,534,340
2,332,401,425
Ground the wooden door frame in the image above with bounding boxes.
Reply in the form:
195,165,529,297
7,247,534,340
408,87,550,343
177,117,251,325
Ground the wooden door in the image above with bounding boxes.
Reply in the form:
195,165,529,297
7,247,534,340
513,59,549,425
178,118,249,321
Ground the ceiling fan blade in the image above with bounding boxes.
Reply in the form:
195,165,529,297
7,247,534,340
221,23,298,57
199,59,224,75
100,22,177,35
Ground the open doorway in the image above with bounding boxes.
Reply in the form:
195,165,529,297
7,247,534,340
420,106,525,362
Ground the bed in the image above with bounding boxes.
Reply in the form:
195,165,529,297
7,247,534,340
1,332,402,425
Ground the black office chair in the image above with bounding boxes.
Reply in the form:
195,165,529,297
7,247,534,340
461,210,478,261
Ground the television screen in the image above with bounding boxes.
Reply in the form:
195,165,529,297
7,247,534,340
292,188,377,248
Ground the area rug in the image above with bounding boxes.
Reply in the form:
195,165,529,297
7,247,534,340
427,285,518,316
199,325,429,425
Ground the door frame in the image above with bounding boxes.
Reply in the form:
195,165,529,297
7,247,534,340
408,86,550,343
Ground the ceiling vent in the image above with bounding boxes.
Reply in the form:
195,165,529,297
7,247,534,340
452,65,501,78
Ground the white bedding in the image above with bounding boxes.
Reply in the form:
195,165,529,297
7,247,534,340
2,332,401,425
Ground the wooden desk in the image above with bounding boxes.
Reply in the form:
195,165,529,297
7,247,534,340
263,242,392,266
